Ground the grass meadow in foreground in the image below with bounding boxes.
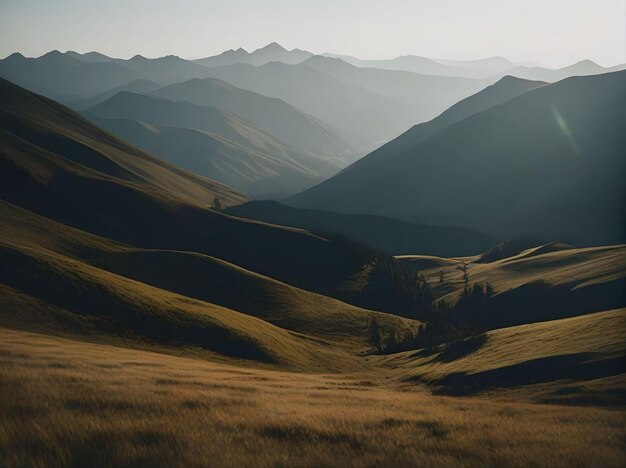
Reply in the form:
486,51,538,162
1,327,624,467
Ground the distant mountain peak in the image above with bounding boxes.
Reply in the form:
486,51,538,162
5,52,25,60
569,59,601,68
496,74,543,85
40,50,63,58
257,42,287,52
220,47,249,56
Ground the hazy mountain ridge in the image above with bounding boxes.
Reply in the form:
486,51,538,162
0,77,246,207
321,51,624,81
2,46,620,155
288,71,626,245
321,53,518,78
198,60,409,146
195,42,314,67
84,91,343,197
226,200,495,256
70,79,163,110
0,50,213,100
343,75,547,173
151,77,352,160
83,113,331,198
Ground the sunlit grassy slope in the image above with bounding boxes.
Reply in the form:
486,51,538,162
1,327,624,467
387,308,626,399
399,243,626,327
0,199,419,364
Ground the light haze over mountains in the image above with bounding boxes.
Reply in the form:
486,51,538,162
1,0,626,462
1,42,622,202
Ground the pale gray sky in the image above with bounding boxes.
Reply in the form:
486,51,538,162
1,0,624,67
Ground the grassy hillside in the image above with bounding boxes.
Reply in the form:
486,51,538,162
289,71,626,246
226,200,494,256
0,199,419,356
390,309,626,402
0,242,343,369
399,244,626,328
2,326,624,467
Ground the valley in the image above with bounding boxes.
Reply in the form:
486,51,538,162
0,10,625,465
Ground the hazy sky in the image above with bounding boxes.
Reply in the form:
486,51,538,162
1,0,624,67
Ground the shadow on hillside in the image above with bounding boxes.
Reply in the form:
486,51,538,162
0,246,277,363
435,352,626,399
411,334,488,363
468,279,626,329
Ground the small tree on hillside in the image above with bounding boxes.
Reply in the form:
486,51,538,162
459,263,469,295
212,196,222,210
368,319,382,353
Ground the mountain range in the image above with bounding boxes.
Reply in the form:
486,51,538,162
150,77,350,160
2,44,620,154
1,38,625,466
288,71,626,246
82,91,343,197
194,42,314,67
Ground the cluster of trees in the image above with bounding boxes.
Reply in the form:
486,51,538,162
367,261,497,353
368,319,425,354
330,236,434,318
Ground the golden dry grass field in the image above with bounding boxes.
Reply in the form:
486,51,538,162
1,326,625,468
